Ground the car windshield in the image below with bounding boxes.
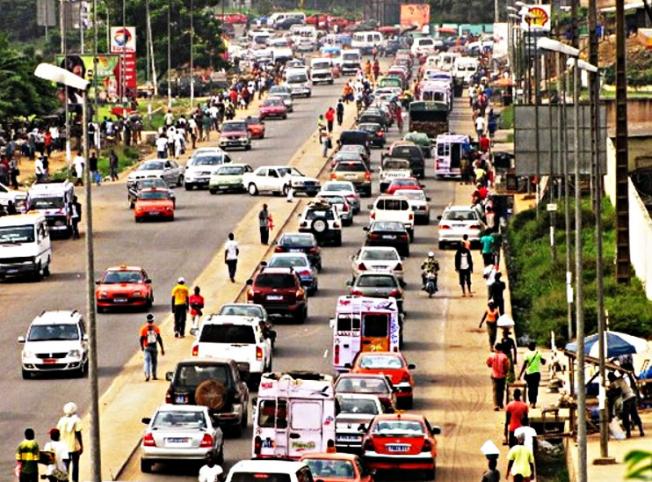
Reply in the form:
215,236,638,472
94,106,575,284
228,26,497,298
217,166,245,175
28,324,78,341
219,305,264,318
0,225,35,244
223,123,246,132
101,270,144,284
336,377,389,394
246,117,262,125
270,86,289,94
312,61,330,70
264,98,284,107
305,209,335,220
372,420,425,436
338,397,380,415
305,459,355,479
137,179,166,189
231,474,291,482
392,146,418,158
334,162,366,172
356,275,397,288
371,222,404,232
383,160,410,170
152,410,207,429
269,256,309,269
360,249,399,261
359,355,403,369
334,152,363,163
193,155,223,166
287,74,308,82
138,191,169,200
323,183,353,193
278,167,303,177
140,161,166,171
200,324,256,343
391,179,417,186
175,364,229,387
397,190,426,200
359,123,380,132
31,197,64,209
280,234,314,247
318,195,345,205
444,210,477,221
255,273,296,289
343,53,359,61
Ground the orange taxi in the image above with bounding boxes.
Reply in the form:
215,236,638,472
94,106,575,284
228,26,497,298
300,453,373,482
245,116,266,139
351,352,415,409
95,265,154,312
361,413,440,479
134,188,175,222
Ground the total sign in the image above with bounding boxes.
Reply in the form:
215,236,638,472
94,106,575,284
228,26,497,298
520,5,551,32
110,26,136,53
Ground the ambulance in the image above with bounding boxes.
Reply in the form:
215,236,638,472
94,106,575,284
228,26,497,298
434,134,470,178
330,296,401,372
252,371,336,460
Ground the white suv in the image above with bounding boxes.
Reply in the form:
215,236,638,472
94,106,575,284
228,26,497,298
437,205,486,249
191,314,272,387
298,202,342,246
18,310,88,379
369,195,415,241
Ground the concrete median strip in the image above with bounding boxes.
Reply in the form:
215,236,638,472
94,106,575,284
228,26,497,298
77,98,358,481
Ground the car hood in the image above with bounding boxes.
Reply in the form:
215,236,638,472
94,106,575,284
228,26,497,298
135,199,174,208
186,165,221,175
97,282,146,292
336,413,376,426
289,175,319,183
221,131,248,137
129,170,164,180
261,105,286,112
354,368,403,384
24,339,81,353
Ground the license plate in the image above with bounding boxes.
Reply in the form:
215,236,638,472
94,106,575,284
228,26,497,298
166,437,189,444
114,298,128,303
387,444,410,452
345,174,357,179
267,295,283,300
6,269,18,274
175,395,188,403
290,249,302,253
43,358,57,365
148,211,161,215
337,435,360,442
382,235,396,240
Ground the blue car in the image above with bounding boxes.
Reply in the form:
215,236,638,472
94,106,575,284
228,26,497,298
267,252,319,296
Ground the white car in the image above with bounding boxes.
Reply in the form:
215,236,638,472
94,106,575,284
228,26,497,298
0,182,27,211
368,195,415,241
379,158,412,193
140,404,224,473
411,37,437,56
350,246,404,282
18,310,88,378
393,189,431,225
315,192,354,226
225,460,311,482
437,205,486,249
320,181,360,213
243,166,320,197
268,252,318,295
284,68,312,97
298,202,342,246
192,314,272,386
335,394,384,452
184,148,231,190
127,159,184,188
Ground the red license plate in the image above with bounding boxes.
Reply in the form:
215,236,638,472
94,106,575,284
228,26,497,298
44,358,57,364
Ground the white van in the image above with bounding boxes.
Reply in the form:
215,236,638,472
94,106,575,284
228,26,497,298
252,371,336,459
0,212,52,280
435,134,470,178
339,49,361,75
452,56,479,85
369,195,415,240
351,31,384,54
436,52,459,71
310,57,334,84
226,460,312,482
411,37,437,56
27,180,75,237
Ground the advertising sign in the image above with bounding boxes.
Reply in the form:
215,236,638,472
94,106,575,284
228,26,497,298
110,26,137,95
493,22,509,58
56,54,121,102
400,4,431,29
519,5,551,32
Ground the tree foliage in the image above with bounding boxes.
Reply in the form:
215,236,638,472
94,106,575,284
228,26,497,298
0,0,39,43
625,450,652,481
429,0,495,24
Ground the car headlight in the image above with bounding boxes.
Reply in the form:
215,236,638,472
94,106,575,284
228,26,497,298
133,291,142,296
22,350,34,359
68,349,82,359
99,290,109,297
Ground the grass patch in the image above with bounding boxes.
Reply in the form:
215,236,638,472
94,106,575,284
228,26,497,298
500,105,514,130
505,197,652,345
49,144,140,181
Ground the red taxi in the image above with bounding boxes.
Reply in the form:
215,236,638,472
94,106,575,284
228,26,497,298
95,265,153,312
259,98,288,120
362,413,440,479
385,178,422,195
134,188,175,222
351,352,415,409
300,453,373,482
245,116,266,139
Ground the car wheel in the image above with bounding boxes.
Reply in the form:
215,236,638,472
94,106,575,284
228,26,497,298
209,188,218,195
184,182,193,191
245,144,252,151
248,183,259,196
140,459,153,473
283,114,288,120
43,261,50,277
425,467,436,480
21,369,32,380
438,241,445,250
129,200,135,209
295,306,307,324
282,185,289,197
409,229,414,242
33,263,43,281
230,421,243,438
344,218,352,227
146,296,153,310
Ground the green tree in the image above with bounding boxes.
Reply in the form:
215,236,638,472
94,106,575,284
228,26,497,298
626,450,652,481
0,0,39,43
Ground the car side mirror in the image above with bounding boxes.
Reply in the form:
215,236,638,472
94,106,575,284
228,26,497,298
246,279,254,286
344,363,352,369
164,166,171,171
329,318,336,329
437,215,442,220
430,425,442,435
408,363,416,370
17,336,25,343
141,417,151,425
346,280,352,287
95,280,101,285
426,197,431,202
83,335,89,342
362,226,369,231
367,204,373,209
165,371,174,381
145,278,152,284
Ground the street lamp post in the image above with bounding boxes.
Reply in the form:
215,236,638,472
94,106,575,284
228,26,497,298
34,63,101,482
190,0,195,109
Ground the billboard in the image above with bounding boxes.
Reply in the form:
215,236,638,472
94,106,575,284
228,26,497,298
493,22,509,58
110,26,137,95
400,4,431,29
56,54,121,102
519,5,552,32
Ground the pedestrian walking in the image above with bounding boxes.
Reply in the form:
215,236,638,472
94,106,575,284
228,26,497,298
70,196,81,239
156,133,168,159
518,342,545,408
454,242,474,297
480,458,500,482
34,155,46,182
171,277,190,337
15,428,40,482
475,115,486,140
336,99,344,126
109,149,119,181
479,301,500,350
487,344,510,410
320,130,332,158
480,231,494,267
259,204,270,245
500,327,518,383
490,272,506,315
56,402,83,482
506,433,535,482
514,418,538,454
43,428,69,482
608,372,645,438
225,232,239,282
505,389,529,447
88,151,100,186
139,313,165,381
325,107,335,133
198,454,224,482
189,287,205,335
72,152,84,186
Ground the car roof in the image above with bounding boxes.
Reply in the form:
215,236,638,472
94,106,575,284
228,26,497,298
323,181,355,189
281,231,315,239
0,212,45,227
31,310,82,325
373,413,425,422
300,452,360,462
360,246,400,252
338,372,389,380
271,252,310,260
202,314,259,326
230,459,308,473
445,205,475,211
390,141,418,148
218,163,249,168
156,403,208,413
257,267,296,275
105,265,144,272
376,195,409,201
178,357,234,366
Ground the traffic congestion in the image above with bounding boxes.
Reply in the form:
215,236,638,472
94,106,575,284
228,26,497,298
2,11,513,482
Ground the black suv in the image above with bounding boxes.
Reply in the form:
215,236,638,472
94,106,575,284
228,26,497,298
165,358,249,436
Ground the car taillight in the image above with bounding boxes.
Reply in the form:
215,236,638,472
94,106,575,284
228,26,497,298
256,346,263,360
377,130,384,137
389,289,400,297
300,222,308,228
400,371,411,383
342,203,349,212
364,171,371,181
351,289,363,296
296,288,305,300
143,433,156,447
370,212,375,219
363,438,374,451
470,224,481,229
309,246,320,254
330,172,337,179
399,233,408,240
358,262,367,271
422,439,433,452
439,225,451,230
254,436,262,456
199,433,214,448
334,344,340,365
369,233,380,240
165,389,172,404
274,246,285,252
247,288,254,300
192,345,198,356
333,222,340,228
408,213,414,220
395,263,403,270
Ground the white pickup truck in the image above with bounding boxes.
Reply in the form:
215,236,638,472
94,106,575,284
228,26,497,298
191,314,272,387
242,165,320,197
368,195,415,240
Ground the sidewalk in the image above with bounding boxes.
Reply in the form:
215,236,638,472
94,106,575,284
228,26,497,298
77,96,359,482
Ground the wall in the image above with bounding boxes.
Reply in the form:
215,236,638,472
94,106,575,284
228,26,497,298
605,137,617,204
605,99,652,128
628,177,652,300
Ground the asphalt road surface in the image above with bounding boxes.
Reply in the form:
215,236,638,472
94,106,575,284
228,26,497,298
0,79,346,475
118,102,475,481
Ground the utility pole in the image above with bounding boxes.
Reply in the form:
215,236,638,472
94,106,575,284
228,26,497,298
534,38,541,219
190,0,195,109
121,0,126,111
60,0,71,164
547,51,556,260
615,0,631,283
93,0,98,149
167,0,172,108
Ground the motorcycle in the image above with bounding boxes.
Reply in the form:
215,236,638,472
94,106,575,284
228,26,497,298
423,270,438,298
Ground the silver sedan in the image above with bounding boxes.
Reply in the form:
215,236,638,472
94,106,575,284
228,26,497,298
140,404,224,473
350,246,404,284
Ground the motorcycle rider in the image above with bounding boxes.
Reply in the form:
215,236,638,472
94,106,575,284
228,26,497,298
421,251,440,292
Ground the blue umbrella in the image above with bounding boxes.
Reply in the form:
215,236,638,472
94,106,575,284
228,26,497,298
565,331,649,358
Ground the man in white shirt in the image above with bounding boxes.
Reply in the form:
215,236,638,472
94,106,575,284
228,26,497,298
156,135,168,159
224,232,239,283
475,115,486,139
73,153,85,186
34,155,46,182
44,428,69,481
198,455,223,482
514,419,538,453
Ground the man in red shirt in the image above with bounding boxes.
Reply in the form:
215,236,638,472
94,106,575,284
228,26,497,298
479,134,490,153
505,388,529,447
486,343,511,410
325,107,335,133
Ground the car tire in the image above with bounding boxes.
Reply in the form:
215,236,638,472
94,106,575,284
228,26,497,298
21,369,32,380
140,459,153,473
343,218,352,227
245,144,252,151
43,262,50,277
282,185,289,197
283,114,287,120
248,183,259,196
146,296,153,310
209,188,218,195
295,306,307,324
408,229,414,242
438,241,445,250
311,219,328,235
230,421,243,438
184,183,193,191
334,232,342,247
425,467,436,480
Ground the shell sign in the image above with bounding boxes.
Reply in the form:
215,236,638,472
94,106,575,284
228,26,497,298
520,5,551,32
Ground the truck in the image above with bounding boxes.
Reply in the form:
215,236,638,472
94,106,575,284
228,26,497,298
408,101,449,139
310,57,334,84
